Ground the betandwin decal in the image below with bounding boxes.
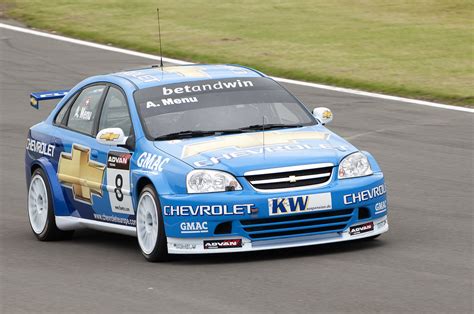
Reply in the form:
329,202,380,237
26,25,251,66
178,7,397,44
145,79,255,108
107,151,134,215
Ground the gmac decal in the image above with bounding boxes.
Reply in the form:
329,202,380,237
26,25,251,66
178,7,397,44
136,152,170,172
180,222,209,234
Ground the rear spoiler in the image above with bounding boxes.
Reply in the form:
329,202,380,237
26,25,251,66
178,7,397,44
30,90,69,109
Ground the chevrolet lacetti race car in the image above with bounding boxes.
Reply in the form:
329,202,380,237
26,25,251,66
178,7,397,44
25,64,388,262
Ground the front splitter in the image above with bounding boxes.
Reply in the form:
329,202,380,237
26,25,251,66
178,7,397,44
167,215,388,254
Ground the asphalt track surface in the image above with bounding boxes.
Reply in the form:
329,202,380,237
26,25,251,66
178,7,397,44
1,23,473,314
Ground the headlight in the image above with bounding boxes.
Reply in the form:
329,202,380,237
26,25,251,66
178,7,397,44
338,152,373,179
186,170,242,193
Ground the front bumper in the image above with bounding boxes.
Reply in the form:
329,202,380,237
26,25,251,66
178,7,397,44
168,215,388,254
160,172,388,254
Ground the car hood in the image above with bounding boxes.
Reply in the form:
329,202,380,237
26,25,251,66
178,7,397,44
153,125,358,176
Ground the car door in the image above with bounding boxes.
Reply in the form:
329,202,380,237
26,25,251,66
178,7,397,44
55,84,108,220
93,86,136,224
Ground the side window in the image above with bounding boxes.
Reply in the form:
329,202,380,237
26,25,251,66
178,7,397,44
98,87,132,137
54,96,74,126
67,86,106,135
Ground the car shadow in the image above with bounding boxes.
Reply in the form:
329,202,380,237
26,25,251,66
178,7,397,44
70,229,387,264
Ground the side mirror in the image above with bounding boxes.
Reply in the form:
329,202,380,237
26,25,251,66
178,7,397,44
312,107,333,125
96,128,127,146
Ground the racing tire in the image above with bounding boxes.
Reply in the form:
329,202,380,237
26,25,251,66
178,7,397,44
28,168,74,241
136,185,169,262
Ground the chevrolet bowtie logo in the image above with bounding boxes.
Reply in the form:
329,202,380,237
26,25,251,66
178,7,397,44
322,110,332,119
58,144,105,204
100,132,120,141
181,131,330,158
163,66,210,78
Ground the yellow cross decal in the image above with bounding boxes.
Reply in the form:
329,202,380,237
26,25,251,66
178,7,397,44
30,97,38,106
58,144,105,204
163,66,211,78
322,110,332,119
100,132,120,141
181,131,329,158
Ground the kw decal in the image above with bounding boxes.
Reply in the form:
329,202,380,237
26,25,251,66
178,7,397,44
269,193,332,216
58,144,105,204
181,131,330,158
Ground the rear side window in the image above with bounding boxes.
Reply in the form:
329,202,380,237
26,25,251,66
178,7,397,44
67,86,106,135
54,95,75,125
98,87,132,137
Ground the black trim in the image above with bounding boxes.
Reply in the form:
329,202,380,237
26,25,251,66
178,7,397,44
96,83,136,150
93,85,110,136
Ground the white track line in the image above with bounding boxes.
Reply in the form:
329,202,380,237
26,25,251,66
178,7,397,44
1,22,472,113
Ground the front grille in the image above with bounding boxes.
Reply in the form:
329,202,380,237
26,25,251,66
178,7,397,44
240,208,354,239
245,163,333,190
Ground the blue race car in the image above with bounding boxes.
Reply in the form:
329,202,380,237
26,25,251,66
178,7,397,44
25,64,388,262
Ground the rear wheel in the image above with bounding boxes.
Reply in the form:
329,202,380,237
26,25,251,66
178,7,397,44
28,168,74,241
136,185,169,262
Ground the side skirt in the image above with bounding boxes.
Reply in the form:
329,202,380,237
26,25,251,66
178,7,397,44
55,216,136,237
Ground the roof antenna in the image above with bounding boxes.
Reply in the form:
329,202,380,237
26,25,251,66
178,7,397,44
156,8,164,68
262,116,266,160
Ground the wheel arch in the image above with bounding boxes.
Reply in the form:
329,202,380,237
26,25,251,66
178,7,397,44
31,163,42,175
133,175,156,209
29,157,70,217
135,176,154,196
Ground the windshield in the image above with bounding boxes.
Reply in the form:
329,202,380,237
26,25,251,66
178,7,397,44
134,77,316,140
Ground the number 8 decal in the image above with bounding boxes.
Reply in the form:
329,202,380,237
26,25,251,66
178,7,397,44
114,174,124,202
107,152,134,214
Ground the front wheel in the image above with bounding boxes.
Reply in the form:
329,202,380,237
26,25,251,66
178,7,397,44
136,185,169,262
28,168,74,241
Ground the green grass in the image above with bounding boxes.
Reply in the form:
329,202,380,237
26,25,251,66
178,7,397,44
3,0,474,106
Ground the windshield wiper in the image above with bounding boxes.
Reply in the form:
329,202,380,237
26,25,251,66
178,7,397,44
238,123,304,131
154,129,245,141
154,124,304,140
